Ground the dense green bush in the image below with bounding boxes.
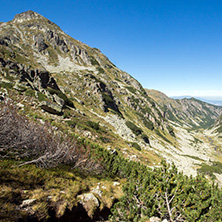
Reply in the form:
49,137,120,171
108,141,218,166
167,125,175,137
89,56,99,66
47,87,74,108
126,86,136,94
126,121,143,136
86,121,100,131
87,138,222,222
131,142,141,151
72,137,222,222
110,161,222,222
141,133,149,144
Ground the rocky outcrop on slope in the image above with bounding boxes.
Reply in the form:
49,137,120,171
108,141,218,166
213,115,222,135
2,11,169,131
0,57,75,112
0,58,59,90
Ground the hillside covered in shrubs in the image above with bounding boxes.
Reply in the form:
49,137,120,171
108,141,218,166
1,101,222,221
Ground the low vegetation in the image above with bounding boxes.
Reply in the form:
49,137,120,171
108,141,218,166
167,125,175,137
0,159,122,221
198,161,222,179
86,120,100,131
155,129,172,144
46,87,74,108
131,142,141,151
110,161,222,222
126,120,142,136
0,101,91,168
125,86,136,94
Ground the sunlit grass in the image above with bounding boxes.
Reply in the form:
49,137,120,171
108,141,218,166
0,159,124,220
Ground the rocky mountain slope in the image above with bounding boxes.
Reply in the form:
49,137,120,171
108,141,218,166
146,89,222,176
146,89,222,128
1,10,222,174
0,10,176,165
1,10,222,220
214,115,222,133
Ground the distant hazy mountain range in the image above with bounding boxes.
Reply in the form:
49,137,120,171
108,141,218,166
172,96,222,106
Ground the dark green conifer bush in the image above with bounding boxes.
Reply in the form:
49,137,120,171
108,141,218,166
109,161,222,222
46,87,74,107
131,142,141,151
126,121,143,136
141,133,149,144
86,121,100,131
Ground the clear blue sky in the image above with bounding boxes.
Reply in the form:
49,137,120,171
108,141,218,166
1,0,222,98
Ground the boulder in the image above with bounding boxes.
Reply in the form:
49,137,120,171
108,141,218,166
20,199,36,208
40,101,62,114
53,94,65,107
78,193,99,218
148,217,161,222
91,186,102,197
113,182,120,186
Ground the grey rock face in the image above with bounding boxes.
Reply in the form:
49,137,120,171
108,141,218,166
0,34,20,46
78,193,100,218
13,10,46,23
53,94,65,107
34,34,48,52
83,73,121,114
40,101,62,114
0,58,60,92
46,30,69,53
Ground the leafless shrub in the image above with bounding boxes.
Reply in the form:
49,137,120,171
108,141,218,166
0,100,106,173
0,101,79,167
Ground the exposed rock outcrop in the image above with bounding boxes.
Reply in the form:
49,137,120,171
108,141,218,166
40,101,62,114
78,193,99,218
34,34,48,52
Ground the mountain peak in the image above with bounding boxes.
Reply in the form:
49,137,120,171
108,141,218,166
12,10,48,23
